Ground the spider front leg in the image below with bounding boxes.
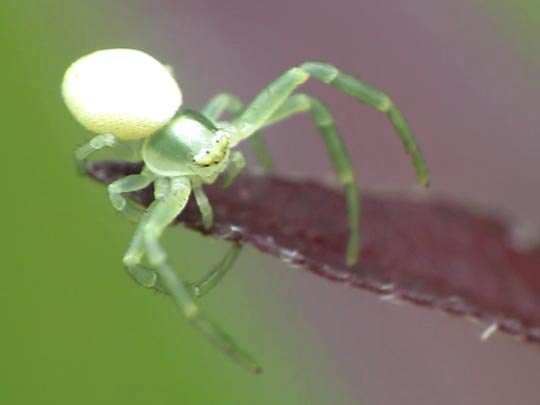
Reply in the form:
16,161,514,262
228,62,429,265
130,176,260,373
301,62,429,185
203,93,272,171
261,93,360,265
230,62,429,186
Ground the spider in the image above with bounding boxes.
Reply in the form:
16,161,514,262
62,48,429,373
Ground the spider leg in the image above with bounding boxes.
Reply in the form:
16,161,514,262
77,134,156,290
119,206,164,290
191,181,213,229
135,177,261,373
189,169,244,296
196,95,256,295
189,242,242,298
106,170,161,289
301,62,429,185
202,93,243,120
222,151,246,188
260,93,360,265
203,93,272,171
75,133,117,172
126,242,243,300
167,96,252,298
108,167,156,222
230,63,429,186
124,233,242,300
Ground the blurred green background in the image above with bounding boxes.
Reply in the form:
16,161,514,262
0,1,333,404
3,1,540,404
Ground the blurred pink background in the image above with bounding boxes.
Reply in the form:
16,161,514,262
89,1,540,403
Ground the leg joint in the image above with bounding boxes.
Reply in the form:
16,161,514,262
90,133,116,148
379,96,393,113
123,253,139,268
290,67,310,83
306,97,335,127
338,170,355,185
299,62,339,83
107,183,121,194
184,304,200,319
142,223,160,239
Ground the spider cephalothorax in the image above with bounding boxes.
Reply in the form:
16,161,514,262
63,48,429,373
142,110,231,181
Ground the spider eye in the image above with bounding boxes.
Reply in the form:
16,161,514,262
62,48,183,140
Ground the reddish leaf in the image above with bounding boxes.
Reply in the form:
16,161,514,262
86,160,540,344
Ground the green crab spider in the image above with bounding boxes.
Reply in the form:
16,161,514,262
62,48,429,373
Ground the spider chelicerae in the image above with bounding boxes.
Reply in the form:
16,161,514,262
62,48,429,373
